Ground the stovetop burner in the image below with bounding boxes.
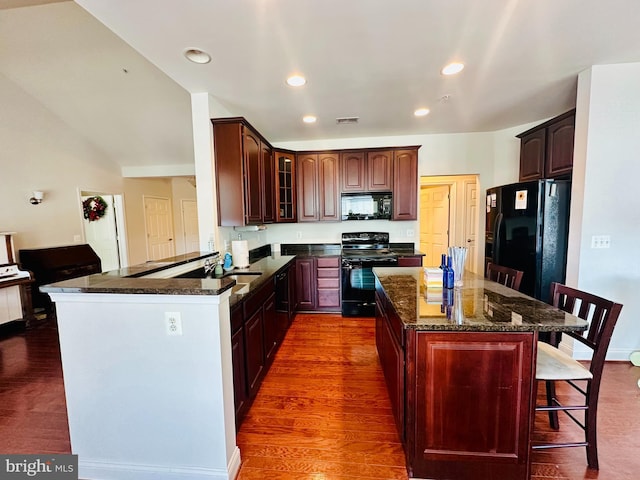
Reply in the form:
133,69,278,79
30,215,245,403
341,232,396,262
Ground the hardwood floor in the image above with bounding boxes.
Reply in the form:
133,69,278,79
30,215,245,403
0,321,70,454
236,314,407,479
1,315,639,480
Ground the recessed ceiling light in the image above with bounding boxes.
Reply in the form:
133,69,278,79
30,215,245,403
414,108,430,117
184,49,211,64
441,62,464,75
303,115,317,124
286,75,307,87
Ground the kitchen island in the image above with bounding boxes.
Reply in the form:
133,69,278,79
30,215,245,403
373,267,588,480
40,252,295,480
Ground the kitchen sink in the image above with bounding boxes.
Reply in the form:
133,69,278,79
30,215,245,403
173,268,262,280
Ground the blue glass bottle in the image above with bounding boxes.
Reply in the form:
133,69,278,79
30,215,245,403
444,255,455,289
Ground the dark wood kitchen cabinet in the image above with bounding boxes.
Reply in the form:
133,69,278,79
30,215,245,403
243,306,265,399
261,143,275,223
295,256,341,312
375,281,536,479
296,152,340,222
375,291,405,441
295,257,316,310
517,109,575,181
397,255,423,267
408,331,534,480
231,261,296,429
316,256,341,311
393,148,418,220
212,118,274,226
274,150,296,222
230,303,248,429
341,150,392,192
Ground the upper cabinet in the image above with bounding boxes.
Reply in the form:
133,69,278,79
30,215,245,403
212,116,420,225
517,110,575,182
393,148,418,220
341,150,392,192
274,150,297,222
212,118,275,226
297,152,340,222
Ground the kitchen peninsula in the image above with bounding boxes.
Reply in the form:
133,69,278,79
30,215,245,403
40,251,295,480
373,267,588,480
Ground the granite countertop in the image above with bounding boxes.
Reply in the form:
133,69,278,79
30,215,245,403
40,253,295,304
373,267,588,333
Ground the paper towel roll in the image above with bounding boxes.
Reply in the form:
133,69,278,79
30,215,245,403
232,240,249,268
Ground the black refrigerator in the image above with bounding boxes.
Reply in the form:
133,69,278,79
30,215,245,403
485,179,571,303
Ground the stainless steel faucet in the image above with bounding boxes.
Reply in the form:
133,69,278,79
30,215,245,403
203,256,219,277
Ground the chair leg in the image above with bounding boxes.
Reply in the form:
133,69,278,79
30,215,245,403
545,380,560,430
585,390,599,469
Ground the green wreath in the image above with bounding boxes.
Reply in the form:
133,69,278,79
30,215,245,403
82,196,108,222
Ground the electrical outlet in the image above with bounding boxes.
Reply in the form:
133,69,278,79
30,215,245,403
591,235,611,249
296,231,303,239
73,235,81,243
406,229,415,237
165,312,182,336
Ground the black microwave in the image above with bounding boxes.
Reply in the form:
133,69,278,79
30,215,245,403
341,192,392,220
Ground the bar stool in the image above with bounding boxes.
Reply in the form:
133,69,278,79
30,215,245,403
485,262,524,291
532,282,623,469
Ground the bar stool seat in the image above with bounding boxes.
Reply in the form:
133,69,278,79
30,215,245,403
536,341,593,381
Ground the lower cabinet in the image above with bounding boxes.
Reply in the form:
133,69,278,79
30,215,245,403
230,304,248,428
376,285,535,480
244,306,266,398
295,256,341,312
230,262,296,429
295,257,316,310
397,255,423,267
375,293,405,441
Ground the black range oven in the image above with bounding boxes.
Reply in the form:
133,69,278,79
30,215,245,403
341,232,398,317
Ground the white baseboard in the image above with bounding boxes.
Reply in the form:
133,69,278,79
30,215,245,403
79,459,235,480
559,339,635,362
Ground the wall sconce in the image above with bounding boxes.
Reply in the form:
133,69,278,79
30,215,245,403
29,191,44,205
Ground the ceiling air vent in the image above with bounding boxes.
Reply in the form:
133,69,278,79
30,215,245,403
336,116,359,125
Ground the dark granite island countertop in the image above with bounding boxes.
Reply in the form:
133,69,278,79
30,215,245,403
373,267,588,480
373,266,588,333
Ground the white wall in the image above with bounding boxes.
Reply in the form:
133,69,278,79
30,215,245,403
0,73,123,254
568,63,640,360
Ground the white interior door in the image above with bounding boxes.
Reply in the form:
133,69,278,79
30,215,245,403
82,194,120,272
420,185,450,267
144,196,175,260
464,181,478,274
181,199,200,254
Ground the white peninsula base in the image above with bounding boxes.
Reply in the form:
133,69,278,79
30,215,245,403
49,291,240,480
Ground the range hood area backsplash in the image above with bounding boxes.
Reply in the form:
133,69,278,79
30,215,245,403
218,221,418,256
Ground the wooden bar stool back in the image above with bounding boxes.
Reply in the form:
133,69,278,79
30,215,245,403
533,282,623,469
485,262,524,291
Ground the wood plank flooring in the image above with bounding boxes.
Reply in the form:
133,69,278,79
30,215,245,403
2,315,640,479
236,314,407,479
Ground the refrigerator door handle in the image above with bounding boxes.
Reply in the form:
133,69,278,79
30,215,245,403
493,212,504,264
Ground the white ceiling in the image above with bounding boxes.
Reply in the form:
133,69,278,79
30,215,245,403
2,0,640,172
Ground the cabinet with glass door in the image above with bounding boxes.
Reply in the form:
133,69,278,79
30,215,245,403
274,150,297,222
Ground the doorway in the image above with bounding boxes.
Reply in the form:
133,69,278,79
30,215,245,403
144,196,176,261
181,199,200,253
80,191,128,271
419,175,480,273
420,185,450,267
